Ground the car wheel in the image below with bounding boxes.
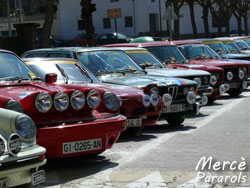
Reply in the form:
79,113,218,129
227,88,243,97
208,97,217,103
166,115,185,126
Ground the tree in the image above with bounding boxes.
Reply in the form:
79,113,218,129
234,0,250,36
196,0,215,38
185,0,197,38
210,0,236,36
80,0,96,47
42,0,55,48
169,0,184,39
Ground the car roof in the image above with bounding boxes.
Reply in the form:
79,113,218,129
24,47,86,53
102,41,176,47
197,38,222,42
22,57,78,64
171,40,202,45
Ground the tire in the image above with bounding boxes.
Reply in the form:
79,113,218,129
166,115,185,126
208,98,217,103
227,88,243,97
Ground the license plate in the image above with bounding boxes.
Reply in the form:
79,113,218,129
162,104,186,113
31,170,45,185
63,138,102,154
0,178,9,188
229,82,240,89
126,118,142,127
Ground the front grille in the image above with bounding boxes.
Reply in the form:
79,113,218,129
159,86,186,102
131,108,146,116
168,86,178,99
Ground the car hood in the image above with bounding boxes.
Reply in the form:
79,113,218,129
97,73,197,88
190,59,249,68
221,53,250,60
146,67,210,77
240,50,250,54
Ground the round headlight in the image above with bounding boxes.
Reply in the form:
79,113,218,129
210,76,217,86
54,92,69,112
6,99,24,113
87,90,100,109
162,93,172,106
149,87,159,96
15,114,36,142
142,94,151,107
70,90,85,110
150,94,159,106
186,91,196,104
203,76,210,85
0,137,5,156
35,93,52,113
183,87,189,95
242,81,248,89
219,85,226,94
8,134,21,156
239,70,245,80
227,71,233,81
103,91,120,111
201,95,208,106
194,78,201,87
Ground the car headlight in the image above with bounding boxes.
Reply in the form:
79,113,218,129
149,87,159,96
210,76,217,86
35,93,52,113
15,114,36,142
239,70,245,80
0,137,5,156
162,93,172,106
70,90,85,110
183,87,189,95
142,94,151,107
54,92,69,112
203,76,210,85
103,91,120,111
194,77,201,87
227,71,233,81
8,134,21,156
87,90,100,109
6,99,24,113
186,91,196,104
150,94,159,106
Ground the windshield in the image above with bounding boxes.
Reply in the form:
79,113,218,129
243,38,250,46
205,42,229,54
0,52,35,81
77,50,143,74
178,44,214,60
235,41,250,50
27,61,98,83
223,41,241,53
146,46,188,63
124,50,165,68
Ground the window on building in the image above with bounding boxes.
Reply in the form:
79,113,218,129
103,18,111,28
110,0,119,2
125,16,133,27
151,0,156,2
78,20,85,30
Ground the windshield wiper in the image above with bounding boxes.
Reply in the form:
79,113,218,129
94,70,114,75
0,76,29,82
56,64,69,84
116,68,138,74
140,63,163,69
31,77,43,81
74,63,93,83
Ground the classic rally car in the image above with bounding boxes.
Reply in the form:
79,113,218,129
102,43,226,102
0,108,46,187
22,58,163,135
172,40,249,97
200,39,250,61
0,49,127,158
21,47,200,125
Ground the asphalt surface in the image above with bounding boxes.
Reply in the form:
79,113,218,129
38,89,250,188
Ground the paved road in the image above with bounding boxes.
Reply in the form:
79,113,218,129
39,89,250,188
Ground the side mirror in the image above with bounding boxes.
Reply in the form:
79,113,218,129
45,73,57,84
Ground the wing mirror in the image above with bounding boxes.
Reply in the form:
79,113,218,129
45,73,57,84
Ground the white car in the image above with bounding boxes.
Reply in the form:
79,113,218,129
0,108,46,187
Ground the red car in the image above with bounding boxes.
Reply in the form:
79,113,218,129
22,58,163,135
172,40,249,97
102,42,225,101
0,50,127,158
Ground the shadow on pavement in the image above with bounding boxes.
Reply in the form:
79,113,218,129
143,124,196,134
118,133,157,143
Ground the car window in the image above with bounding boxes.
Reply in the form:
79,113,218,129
0,53,34,80
125,50,165,67
99,35,108,40
24,53,46,58
243,39,250,46
47,52,72,58
77,50,143,73
178,44,214,60
235,41,250,50
117,33,127,39
205,42,229,54
27,61,93,83
223,42,241,53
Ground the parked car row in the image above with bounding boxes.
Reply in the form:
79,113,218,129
1,35,250,187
